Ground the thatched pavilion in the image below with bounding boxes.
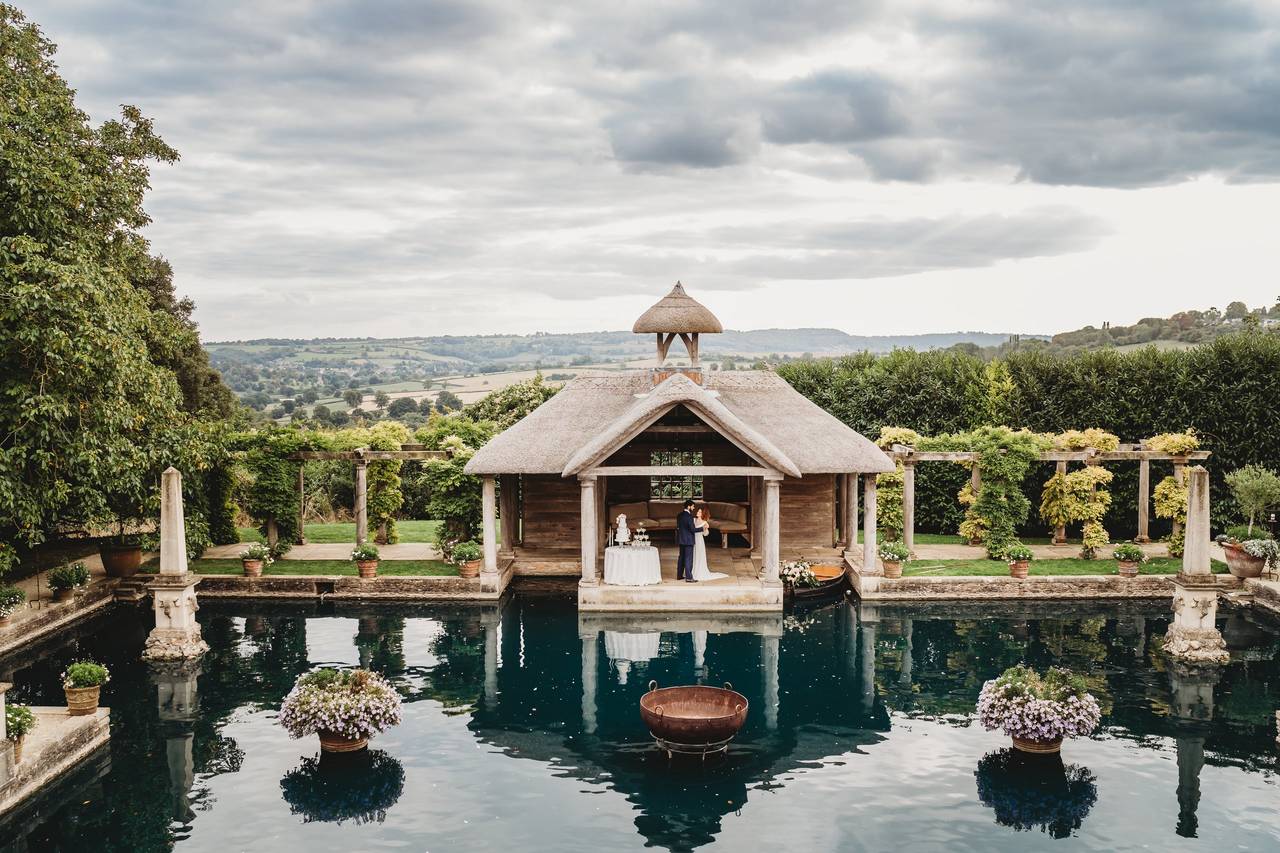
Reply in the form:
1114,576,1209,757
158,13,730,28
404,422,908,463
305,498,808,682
465,283,892,609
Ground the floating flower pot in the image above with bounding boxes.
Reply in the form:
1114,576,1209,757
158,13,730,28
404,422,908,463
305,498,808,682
356,560,379,579
1012,736,1063,754
318,730,369,754
1008,560,1030,579
1116,560,1139,578
242,558,264,577
65,685,101,716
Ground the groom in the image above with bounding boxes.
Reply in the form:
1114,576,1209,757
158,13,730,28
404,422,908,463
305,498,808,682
676,499,698,583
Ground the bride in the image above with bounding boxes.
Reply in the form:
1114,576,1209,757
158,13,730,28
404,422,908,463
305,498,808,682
690,506,728,581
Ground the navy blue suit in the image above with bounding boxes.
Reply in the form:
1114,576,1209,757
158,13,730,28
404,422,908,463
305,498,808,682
676,509,697,579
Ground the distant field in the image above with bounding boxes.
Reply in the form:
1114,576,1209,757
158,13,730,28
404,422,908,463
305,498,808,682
1113,340,1200,353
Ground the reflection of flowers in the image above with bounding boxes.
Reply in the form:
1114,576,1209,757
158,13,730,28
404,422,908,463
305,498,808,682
280,749,405,825
975,749,1097,839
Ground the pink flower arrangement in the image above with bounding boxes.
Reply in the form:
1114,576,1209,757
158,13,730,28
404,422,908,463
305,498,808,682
977,665,1101,743
279,669,402,741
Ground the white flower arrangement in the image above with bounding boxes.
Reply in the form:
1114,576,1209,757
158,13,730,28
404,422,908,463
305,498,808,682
780,559,818,588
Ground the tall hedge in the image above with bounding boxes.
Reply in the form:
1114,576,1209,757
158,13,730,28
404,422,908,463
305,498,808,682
778,331,1280,535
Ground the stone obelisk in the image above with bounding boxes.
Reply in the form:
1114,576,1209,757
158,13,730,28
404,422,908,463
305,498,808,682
143,467,209,661
1162,467,1228,665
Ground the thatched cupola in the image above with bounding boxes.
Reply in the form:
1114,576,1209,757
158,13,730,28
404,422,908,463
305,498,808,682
633,282,722,383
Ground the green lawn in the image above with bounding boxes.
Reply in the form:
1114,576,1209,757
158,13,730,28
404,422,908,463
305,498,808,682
236,520,441,544
185,559,457,577
901,557,1226,577
852,532,1056,545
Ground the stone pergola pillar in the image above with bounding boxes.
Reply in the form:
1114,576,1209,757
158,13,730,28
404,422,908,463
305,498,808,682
901,462,916,552
862,474,879,574
1163,467,1227,665
581,630,598,735
353,455,369,545
295,466,307,545
761,634,779,731
1053,460,1069,544
579,476,598,586
144,468,209,662
760,476,781,584
1171,461,1187,542
481,475,498,574
749,477,763,558
1136,458,1151,543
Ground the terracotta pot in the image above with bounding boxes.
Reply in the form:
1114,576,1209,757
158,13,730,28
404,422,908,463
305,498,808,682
99,544,142,578
52,587,75,602
1116,560,1139,578
65,685,101,716
12,735,23,765
356,559,379,579
882,560,902,579
0,616,10,629
242,558,264,577
1012,735,1063,754
318,730,369,753
1008,560,1030,579
1222,542,1266,579
459,559,481,579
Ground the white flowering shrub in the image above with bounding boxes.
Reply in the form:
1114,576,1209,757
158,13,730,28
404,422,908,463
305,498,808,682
279,669,402,740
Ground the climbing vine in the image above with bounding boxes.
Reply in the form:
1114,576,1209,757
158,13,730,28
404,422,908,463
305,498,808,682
366,421,410,544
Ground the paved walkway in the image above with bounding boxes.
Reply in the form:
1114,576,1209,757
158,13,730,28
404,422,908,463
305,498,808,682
203,542,442,560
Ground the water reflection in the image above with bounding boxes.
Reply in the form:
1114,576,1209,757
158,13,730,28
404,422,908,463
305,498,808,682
0,595,1275,851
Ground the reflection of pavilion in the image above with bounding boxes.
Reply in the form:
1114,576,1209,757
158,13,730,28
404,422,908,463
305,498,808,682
467,598,889,851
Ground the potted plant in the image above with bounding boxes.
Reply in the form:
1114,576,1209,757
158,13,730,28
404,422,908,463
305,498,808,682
63,661,110,715
451,540,482,578
0,586,26,627
5,703,36,764
240,542,273,578
279,668,403,753
878,540,910,579
99,525,144,578
977,665,1101,754
1006,544,1034,579
48,562,91,601
351,543,380,579
1111,543,1147,578
1218,534,1280,580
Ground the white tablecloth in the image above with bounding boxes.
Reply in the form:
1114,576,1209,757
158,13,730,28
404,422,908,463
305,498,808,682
603,545,662,586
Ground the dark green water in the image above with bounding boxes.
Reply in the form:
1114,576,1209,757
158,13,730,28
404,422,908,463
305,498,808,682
1,590,1277,852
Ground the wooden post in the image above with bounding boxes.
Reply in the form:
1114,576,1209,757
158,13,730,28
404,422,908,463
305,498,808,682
863,474,878,573
838,473,850,547
761,477,781,583
1136,458,1151,543
902,463,916,553
499,474,517,554
482,475,498,577
1053,460,1068,544
1172,461,1186,542
295,466,307,545
970,460,981,497
354,459,368,545
579,476,598,585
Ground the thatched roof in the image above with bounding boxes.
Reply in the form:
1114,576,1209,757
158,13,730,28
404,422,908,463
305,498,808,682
632,282,723,334
464,370,893,476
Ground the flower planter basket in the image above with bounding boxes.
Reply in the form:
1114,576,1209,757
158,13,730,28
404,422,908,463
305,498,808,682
882,560,902,579
459,560,481,579
318,730,369,754
1222,542,1266,579
1008,560,1030,579
242,559,264,578
65,685,101,716
356,560,379,579
1116,560,1139,578
99,544,142,578
1012,736,1063,755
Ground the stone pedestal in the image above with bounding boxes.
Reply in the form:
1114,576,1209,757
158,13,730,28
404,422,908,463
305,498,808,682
143,468,209,662
1164,468,1227,665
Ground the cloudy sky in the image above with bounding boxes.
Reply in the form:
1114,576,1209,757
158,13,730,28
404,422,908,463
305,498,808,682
26,0,1280,341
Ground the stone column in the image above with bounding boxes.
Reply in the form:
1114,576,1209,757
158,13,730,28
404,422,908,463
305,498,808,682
144,468,209,662
749,477,763,558
499,474,518,555
579,476,598,586
580,631,598,735
1136,458,1151,543
1164,467,1227,664
862,475,879,574
481,608,499,706
761,634,779,731
481,475,498,581
902,463,916,553
760,476,781,584
1053,460,1068,544
354,456,369,545
899,618,914,687
295,466,307,545
859,603,879,715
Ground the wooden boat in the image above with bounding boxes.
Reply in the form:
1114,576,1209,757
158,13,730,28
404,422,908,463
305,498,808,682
640,681,748,757
786,564,848,602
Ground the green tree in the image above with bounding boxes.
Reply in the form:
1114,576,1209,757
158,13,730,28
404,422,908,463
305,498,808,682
1224,464,1280,534
374,390,391,410
343,389,363,408
463,375,558,429
435,390,463,413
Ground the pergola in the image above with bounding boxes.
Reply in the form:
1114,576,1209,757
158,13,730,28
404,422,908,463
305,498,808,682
879,442,1212,551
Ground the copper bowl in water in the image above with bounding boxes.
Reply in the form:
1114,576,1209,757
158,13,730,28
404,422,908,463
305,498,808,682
640,681,748,745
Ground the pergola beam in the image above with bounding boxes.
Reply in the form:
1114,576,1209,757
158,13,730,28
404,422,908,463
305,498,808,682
582,465,775,478
288,450,447,461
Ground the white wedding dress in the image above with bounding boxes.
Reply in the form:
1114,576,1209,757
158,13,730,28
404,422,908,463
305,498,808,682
690,520,728,581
